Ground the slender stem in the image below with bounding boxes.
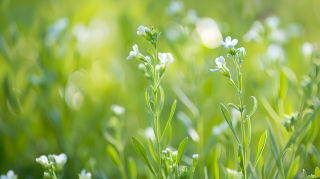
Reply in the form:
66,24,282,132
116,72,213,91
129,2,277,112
153,46,162,179
234,55,246,179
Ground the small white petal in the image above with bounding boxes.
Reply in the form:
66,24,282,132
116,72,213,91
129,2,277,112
231,39,238,46
215,56,226,68
6,171,14,179
210,69,219,72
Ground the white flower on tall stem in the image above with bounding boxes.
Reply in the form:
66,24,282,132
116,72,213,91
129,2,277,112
79,169,92,179
137,26,151,40
126,44,139,60
210,56,231,78
52,153,67,165
220,36,238,49
158,52,175,77
158,53,175,66
0,170,17,179
36,155,49,166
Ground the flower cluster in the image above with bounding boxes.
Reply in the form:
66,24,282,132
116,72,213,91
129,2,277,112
36,153,67,179
161,148,198,179
137,25,161,47
210,36,246,79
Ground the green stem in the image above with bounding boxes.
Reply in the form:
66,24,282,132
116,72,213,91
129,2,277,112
153,46,162,179
234,56,246,179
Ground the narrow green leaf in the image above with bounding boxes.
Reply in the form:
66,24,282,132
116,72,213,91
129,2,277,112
286,156,300,179
303,169,307,178
145,87,155,116
253,131,267,169
131,136,156,177
161,100,177,140
245,96,258,121
128,157,137,179
261,165,265,179
148,138,158,163
315,167,320,178
159,86,165,114
106,145,120,167
245,118,252,151
176,137,188,166
165,125,172,148
266,118,285,178
238,146,245,178
279,69,288,99
220,103,241,146
211,145,220,179
227,103,239,111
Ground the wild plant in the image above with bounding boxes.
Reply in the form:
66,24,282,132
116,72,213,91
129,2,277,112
36,153,67,179
127,25,198,179
210,36,267,178
102,104,136,179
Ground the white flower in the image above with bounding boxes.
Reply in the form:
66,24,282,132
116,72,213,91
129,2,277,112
158,52,175,66
301,42,314,57
210,56,228,73
0,170,17,179
265,16,280,29
53,153,67,165
111,104,125,115
165,1,184,15
126,44,139,60
220,36,238,49
137,26,151,37
267,44,285,62
226,168,242,179
36,155,49,166
79,169,92,179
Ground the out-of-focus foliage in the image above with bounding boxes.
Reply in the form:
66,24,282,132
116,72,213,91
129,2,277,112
0,0,320,178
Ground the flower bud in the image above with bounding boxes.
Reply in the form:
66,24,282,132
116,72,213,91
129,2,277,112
228,48,236,56
165,148,172,159
178,166,188,177
192,154,199,167
238,47,246,64
221,65,231,79
172,151,177,163
159,62,167,78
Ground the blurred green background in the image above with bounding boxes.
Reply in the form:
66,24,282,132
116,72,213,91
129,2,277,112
0,0,320,178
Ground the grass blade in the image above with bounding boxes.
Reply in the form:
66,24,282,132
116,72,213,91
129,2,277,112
106,145,120,167
128,157,137,179
245,96,258,121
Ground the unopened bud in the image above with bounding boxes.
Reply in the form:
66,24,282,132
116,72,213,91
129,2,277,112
192,154,199,167
238,47,246,64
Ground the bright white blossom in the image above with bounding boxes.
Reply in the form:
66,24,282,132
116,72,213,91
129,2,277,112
267,44,285,62
36,155,49,166
111,104,125,115
79,169,92,179
137,26,151,37
210,56,226,73
158,53,175,66
226,168,242,179
53,153,67,165
126,44,139,60
220,36,238,49
0,170,17,179
301,42,314,57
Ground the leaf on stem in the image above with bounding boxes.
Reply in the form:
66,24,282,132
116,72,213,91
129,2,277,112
159,86,165,115
106,145,120,167
131,136,157,177
220,103,241,146
244,96,258,122
253,131,267,169
227,103,239,111
176,137,188,167
161,100,177,140
148,138,158,163
145,87,155,116
211,145,220,179
281,148,291,162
